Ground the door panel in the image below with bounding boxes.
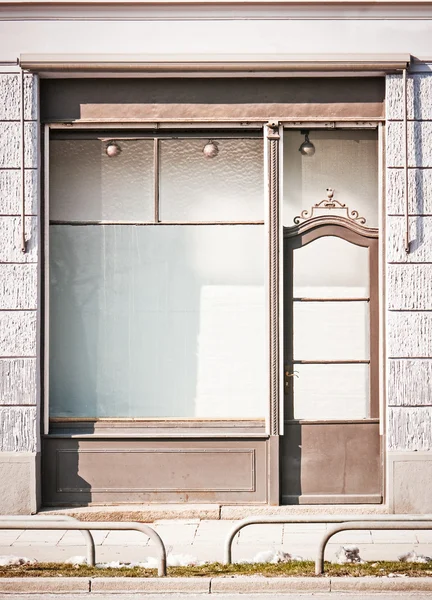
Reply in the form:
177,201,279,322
293,235,370,298
282,224,381,504
292,364,369,420
293,301,370,361
281,421,381,504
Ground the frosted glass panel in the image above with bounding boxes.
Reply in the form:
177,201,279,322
293,237,369,298
49,140,154,221
293,301,369,360
293,364,369,420
49,225,266,418
283,130,378,227
159,138,264,221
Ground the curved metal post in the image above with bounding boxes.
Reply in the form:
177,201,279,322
0,520,166,576
316,520,432,575
224,517,261,564
224,514,432,565
0,516,96,567
127,523,167,577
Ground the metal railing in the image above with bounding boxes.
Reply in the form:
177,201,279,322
316,520,432,574
224,514,432,568
0,515,96,565
0,519,167,576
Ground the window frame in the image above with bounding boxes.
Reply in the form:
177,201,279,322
42,120,384,440
283,222,379,421
43,124,270,436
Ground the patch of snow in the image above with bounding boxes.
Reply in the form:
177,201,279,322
0,556,36,566
96,561,134,569
334,545,365,564
96,554,203,569
242,550,303,564
167,554,201,567
65,556,87,566
398,550,432,564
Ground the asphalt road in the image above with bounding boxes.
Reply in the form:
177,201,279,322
2,594,432,600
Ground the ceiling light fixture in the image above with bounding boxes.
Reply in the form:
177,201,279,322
105,140,122,157
299,130,316,157
203,140,219,159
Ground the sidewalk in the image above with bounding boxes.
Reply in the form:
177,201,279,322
0,520,431,564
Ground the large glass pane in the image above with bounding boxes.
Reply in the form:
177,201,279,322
293,301,370,361
292,364,369,420
159,138,264,221
283,130,378,227
49,140,154,221
49,225,266,418
293,237,369,298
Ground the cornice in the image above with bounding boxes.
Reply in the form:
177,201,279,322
1,1,432,21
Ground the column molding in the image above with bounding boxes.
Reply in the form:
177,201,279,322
267,122,281,438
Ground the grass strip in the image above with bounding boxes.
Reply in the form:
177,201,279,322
1,561,432,578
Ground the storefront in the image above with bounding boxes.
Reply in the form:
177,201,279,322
1,1,431,514
36,71,386,505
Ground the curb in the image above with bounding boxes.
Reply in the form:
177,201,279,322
0,577,90,593
2,576,432,593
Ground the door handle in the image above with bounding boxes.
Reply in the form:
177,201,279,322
284,367,298,389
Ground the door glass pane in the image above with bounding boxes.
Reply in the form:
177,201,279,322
283,130,378,227
159,138,264,221
293,237,369,298
49,225,266,418
293,301,370,361
49,139,154,221
292,364,369,420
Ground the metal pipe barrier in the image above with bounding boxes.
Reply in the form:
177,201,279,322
316,520,432,575
0,515,96,566
0,520,167,576
224,514,432,565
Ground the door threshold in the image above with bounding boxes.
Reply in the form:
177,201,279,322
38,502,390,521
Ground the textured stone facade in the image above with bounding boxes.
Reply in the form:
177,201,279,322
386,71,432,513
0,70,39,513
386,73,432,457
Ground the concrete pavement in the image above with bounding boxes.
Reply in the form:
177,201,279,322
0,520,432,564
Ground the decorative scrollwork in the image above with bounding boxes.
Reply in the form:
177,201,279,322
293,188,367,225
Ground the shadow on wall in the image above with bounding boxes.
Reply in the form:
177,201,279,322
42,437,93,506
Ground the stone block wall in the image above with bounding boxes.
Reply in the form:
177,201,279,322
386,71,432,513
0,70,39,513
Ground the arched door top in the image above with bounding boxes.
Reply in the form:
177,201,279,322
284,188,378,247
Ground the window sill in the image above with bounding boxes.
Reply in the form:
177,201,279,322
47,418,268,439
